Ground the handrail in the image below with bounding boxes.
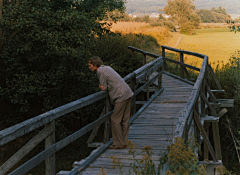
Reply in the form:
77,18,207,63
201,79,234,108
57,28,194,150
160,45,222,174
0,48,164,175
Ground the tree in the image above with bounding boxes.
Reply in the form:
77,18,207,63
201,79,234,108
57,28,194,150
163,0,201,33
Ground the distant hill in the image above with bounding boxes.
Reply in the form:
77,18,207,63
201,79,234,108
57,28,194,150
125,0,240,15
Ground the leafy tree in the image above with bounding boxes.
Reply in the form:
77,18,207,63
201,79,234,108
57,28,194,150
197,7,231,23
0,0,133,129
163,0,201,34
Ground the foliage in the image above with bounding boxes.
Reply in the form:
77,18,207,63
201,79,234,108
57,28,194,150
196,7,232,23
109,134,206,175
0,0,141,131
111,140,157,175
163,0,201,34
125,0,240,16
165,135,206,175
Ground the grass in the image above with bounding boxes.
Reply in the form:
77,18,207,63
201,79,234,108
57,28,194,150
167,27,240,68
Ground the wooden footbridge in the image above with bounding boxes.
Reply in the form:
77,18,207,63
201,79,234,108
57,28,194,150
0,46,233,175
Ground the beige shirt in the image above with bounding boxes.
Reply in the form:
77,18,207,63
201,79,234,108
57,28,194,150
97,65,133,105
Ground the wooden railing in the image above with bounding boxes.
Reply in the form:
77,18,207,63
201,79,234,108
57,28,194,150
160,45,225,173
0,47,164,175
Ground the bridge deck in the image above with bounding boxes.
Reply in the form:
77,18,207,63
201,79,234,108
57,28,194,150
76,73,193,175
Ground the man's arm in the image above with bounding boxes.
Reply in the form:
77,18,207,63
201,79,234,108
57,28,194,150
98,72,107,91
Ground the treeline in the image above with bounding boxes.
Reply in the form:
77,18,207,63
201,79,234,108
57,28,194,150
126,0,239,15
197,7,232,23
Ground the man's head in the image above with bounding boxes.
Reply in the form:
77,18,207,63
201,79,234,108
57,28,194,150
88,56,103,72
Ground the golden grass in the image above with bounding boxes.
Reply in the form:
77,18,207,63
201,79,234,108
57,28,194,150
165,27,240,68
111,22,171,46
110,22,239,69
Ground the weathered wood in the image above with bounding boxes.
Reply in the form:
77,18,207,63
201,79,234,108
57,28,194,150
143,54,146,65
201,116,219,122
218,108,228,117
8,111,113,175
206,85,218,104
133,72,163,98
136,59,163,83
45,121,55,175
129,88,164,124
103,96,112,143
161,45,205,58
0,125,53,175
130,73,136,115
69,140,113,175
128,46,160,59
180,52,184,78
200,91,219,117
193,108,218,162
217,99,234,107
163,71,195,86
208,65,222,90
0,91,108,146
204,127,209,160
164,57,201,72
87,107,106,145
212,122,222,160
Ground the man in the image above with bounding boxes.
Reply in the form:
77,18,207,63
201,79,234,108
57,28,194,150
88,56,133,149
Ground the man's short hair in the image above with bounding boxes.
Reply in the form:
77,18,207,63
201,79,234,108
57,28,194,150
88,56,103,68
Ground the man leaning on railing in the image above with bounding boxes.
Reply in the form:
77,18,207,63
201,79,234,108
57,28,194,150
88,56,133,149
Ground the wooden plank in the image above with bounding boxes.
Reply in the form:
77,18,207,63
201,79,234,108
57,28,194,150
208,65,222,90
87,107,106,144
133,72,163,98
163,71,195,86
45,121,55,175
200,91,219,117
193,108,218,162
129,88,164,124
8,112,113,175
136,60,163,83
161,45,205,58
0,91,108,146
164,57,200,72
129,129,175,135
68,140,113,175
212,123,222,160
128,46,160,59
201,116,219,122
0,125,53,175
218,99,234,107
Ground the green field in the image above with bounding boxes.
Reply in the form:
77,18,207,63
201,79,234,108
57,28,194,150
166,28,240,68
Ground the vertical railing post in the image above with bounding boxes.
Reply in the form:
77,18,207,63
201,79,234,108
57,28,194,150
201,72,209,160
180,52,184,78
143,54,146,65
162,47,166,71
45,121,55,175
130,73,136,116
194,100,201,156
131,50,135,58
103,96,112,143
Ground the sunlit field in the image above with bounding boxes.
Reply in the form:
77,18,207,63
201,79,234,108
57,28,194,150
111,22,240,68
111,22,171,51
170,27,240,68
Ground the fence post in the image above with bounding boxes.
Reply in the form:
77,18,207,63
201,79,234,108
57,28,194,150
194,101,201,156
45,121,55,175
143,54,146,65
180,52,184,78
162,47,166,71
130,74,136,116
103,96,112,143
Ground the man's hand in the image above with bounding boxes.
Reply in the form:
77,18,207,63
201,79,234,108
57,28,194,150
99,84,105,91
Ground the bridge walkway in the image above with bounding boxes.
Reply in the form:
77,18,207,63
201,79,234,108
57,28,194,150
74,73,193,175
